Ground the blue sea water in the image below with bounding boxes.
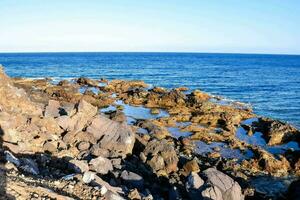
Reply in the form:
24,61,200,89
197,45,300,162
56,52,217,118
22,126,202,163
0,52,299,128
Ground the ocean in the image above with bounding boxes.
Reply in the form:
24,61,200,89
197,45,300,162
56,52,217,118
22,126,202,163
0,52,299,128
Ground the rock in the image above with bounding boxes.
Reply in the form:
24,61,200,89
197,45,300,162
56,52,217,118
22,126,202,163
71,100,98,133
150,108,160,115
253,117,300,145
294,159,300,176
4,151,20,166
111,158,122,169
56,115,75,131
82,171,96,184
128,189,141,200
86,115,135,158
44,100,61,118
203,168,244,200
201,185,223,200
0,67,43,115
190,89,211,102
77,141,90,151
90,145,110,157
186,172,204,191
89,156,113,175
93,175,123,195
257,150,291,176
182,159,200,176
77,77,99,87
120,170,144,189
105,190,125,200
43,141,58,153
69,159,89,173
143,139,178,174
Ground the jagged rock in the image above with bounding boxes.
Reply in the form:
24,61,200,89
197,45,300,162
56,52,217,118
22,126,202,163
137,120,170,139
257,150,291,176
143,139,178,174
182,159,200,176
253,117,300,145
128,188,141,200
186,172,204,191
203,168,244,200
44,100,61,118
120,170,144,189
89,156,113,175
86,115,135,158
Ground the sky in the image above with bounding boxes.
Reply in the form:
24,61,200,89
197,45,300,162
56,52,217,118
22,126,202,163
0,0,300,54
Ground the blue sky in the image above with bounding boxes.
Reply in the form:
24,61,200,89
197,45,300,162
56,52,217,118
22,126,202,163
0,0,299,54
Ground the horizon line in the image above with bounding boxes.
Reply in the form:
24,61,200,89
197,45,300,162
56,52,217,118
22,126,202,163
0,51,299,56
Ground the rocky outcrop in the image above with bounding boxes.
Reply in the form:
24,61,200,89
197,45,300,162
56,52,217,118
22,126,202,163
253,117,300,145
0,65,299,200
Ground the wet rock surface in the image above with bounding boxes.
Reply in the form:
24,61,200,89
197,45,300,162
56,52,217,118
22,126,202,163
0,66,299,199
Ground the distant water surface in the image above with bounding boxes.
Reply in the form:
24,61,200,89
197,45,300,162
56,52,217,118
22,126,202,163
0,52,299,127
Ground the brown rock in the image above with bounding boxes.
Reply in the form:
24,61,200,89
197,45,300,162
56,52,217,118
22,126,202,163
143,139,178,174
86,115,135,157
89,156,113,175
182,159,200,176
44,100,61,118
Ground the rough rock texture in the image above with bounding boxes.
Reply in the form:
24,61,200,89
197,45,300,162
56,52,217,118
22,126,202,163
203,168,244,200
143,139,179,175
0,65,299,200
86,115,135,158
253,117,300,145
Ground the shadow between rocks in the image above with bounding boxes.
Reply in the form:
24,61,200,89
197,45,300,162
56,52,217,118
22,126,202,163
0,127,14,200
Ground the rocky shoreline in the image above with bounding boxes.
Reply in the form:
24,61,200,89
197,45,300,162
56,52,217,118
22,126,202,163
0,65,299,200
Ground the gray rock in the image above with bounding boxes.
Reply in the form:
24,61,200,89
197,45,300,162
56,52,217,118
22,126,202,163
86,115,135,158
44,100,60,118
4,151,20,166
69,159,89,173
186,172,204,191
111,158,122,169
201,185,223,200
203,168,244,200
120,170,144,189
83,171,96,184
89,156,113,175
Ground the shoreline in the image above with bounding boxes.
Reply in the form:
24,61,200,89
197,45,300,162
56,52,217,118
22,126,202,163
0,66,299,199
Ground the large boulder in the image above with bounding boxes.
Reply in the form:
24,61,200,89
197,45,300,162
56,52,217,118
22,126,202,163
86,115,135,158
202,168,244,200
